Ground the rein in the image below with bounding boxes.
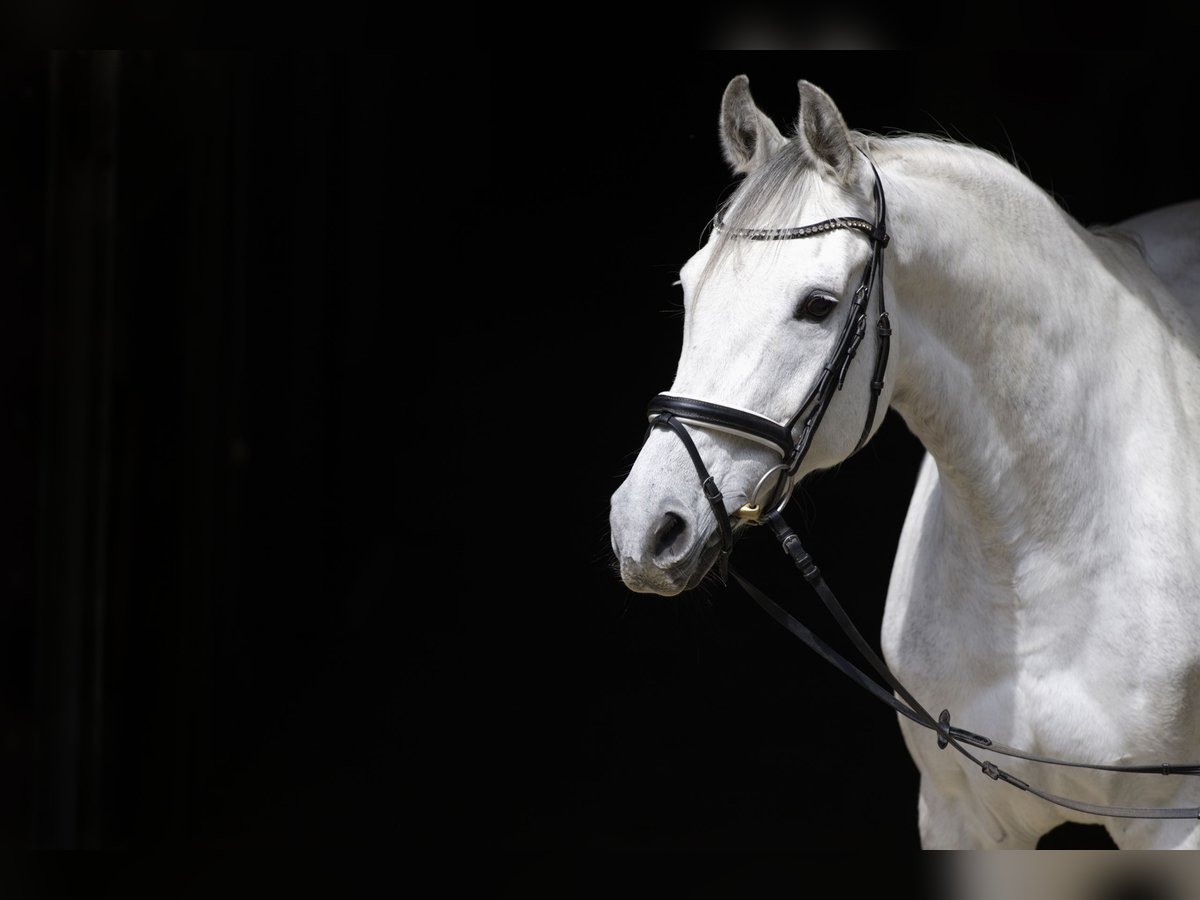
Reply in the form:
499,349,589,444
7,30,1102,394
736,515,1200,821
642,155,1200,821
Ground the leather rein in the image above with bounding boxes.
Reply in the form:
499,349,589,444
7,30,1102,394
642,157,1200,821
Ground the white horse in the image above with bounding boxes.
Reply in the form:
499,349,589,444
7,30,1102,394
608,75,1200,849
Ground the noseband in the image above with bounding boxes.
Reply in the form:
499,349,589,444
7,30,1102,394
646,159,891,577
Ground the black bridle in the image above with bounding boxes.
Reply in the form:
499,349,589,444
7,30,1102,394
648,161,892,578
639,156,1200,822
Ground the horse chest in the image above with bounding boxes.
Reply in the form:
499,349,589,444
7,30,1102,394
884,456,1110,739
884,454,1200,761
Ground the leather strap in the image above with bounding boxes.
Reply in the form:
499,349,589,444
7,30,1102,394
648,413,732,580
853,171,892,454
648,394,794,458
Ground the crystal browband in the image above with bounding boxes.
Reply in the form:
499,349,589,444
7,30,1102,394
712,214,876,242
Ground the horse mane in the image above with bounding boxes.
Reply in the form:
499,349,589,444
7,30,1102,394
697,130,1147,295
698,131,992,294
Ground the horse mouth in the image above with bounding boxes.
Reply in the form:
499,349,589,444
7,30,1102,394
621,527,726,596
682,532,724,590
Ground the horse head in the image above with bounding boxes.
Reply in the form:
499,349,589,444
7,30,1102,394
610,76,896,595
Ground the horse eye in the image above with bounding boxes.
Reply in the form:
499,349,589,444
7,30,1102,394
797,291,837,320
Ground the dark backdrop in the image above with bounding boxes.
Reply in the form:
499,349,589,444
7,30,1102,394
5,52,1199,863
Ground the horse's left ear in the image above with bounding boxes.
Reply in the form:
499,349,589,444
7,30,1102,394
796,81,855,181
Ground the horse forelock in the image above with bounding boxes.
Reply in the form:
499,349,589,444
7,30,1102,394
696,135,869,297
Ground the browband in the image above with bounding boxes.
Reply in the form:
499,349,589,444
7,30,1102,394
713,214,876,242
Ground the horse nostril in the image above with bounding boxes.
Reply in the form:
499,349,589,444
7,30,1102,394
653,512,688,562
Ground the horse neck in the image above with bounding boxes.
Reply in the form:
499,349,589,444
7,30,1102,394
879,141,1200,576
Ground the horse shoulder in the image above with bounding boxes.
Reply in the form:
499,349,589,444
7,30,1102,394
881,451,952,679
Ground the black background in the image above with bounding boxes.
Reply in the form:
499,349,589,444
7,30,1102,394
6,52,1200,869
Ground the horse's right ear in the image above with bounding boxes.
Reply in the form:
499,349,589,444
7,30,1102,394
720,75,786,176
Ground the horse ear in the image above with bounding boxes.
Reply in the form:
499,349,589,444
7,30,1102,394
795,80,855,180
719,75,786,176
